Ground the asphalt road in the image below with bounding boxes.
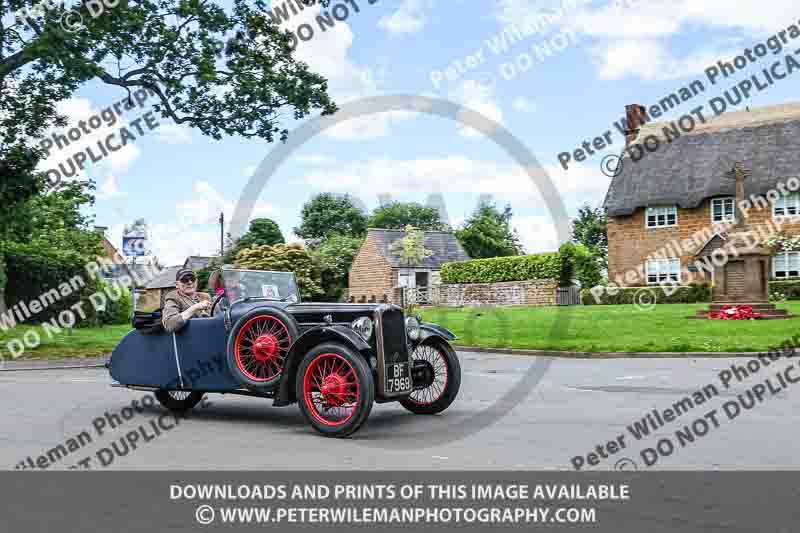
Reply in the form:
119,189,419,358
2,352,798,470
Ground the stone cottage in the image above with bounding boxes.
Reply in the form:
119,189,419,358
604,102,800,286
348,229,470,303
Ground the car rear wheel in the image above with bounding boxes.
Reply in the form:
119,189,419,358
155,390,205,413
296,343,374,438
227,308,299,392
400,341,461,415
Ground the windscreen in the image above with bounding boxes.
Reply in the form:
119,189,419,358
221,269,301,303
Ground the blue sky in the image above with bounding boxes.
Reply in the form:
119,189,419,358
41,0,800,265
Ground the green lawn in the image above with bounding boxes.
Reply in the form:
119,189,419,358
419,302,800,353
0,324,132,360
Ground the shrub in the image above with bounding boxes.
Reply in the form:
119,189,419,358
234,243,323,300
440,252,562,284
768,280,800,300
96,283,133,325
571,244,604,288
581,283,712,305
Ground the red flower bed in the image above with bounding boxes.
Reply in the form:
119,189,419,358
708,305,762,320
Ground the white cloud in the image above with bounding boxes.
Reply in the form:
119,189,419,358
277,2,417,139
512,96,536,113
297,155,608,209
514,215,561,254
297,154,337,165
378,0,431,34
494,0,800,81
155,123,192,145
139,181,280,265
96,175,123,200
452,80,503,139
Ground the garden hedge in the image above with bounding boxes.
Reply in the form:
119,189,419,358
581,284,712,305
583,281,800,305
440,243,603,288
769,280,800,300
440,253,563,284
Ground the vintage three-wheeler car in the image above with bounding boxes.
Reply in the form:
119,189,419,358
108,268,461,437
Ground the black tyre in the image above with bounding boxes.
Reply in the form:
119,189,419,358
226,308,299,392
296,342,374,438
400,341,461,415
155,390,205,413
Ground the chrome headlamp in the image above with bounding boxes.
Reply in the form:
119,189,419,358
405,316,421,341
351,316,374,341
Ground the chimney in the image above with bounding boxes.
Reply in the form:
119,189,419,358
94,226,108,235
624,104,647,146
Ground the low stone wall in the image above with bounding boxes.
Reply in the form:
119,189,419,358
402,279,559,307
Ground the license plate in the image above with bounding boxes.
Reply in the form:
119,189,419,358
385,362,412,394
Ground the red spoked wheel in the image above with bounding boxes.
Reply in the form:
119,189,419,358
297,343,374,437
304,353,360,427
400,341,461,415
234,315,292,383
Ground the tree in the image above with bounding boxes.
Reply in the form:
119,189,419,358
294,193,368,245
1,0,336,201
390,225,434,267
311,233,365,301
368,202,448,231
571,205,608,268
2,179,106,324
224,218,285,262
1,0,335,313
234,243,323,300
455,201,523,258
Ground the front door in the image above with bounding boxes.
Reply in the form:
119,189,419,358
415,271,429,287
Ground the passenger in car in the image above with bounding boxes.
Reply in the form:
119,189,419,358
162,268,212,333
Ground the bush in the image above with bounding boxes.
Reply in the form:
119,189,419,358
234,243,324,300
3,244,104,326
573,245,604,289
768,280,800,300
441,253,562,284
96,283,133,325
581,283,712,305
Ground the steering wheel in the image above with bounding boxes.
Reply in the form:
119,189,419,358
210,293,227,316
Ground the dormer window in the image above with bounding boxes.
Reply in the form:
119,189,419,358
773,193,800,217
646,206,677,228
711,197,735,223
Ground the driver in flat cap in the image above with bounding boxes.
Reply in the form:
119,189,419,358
162,268,212,333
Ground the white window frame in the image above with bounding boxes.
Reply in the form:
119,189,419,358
645,205,678,229
646,258,681,284
711,197,735,223
773,193,800,218
773,251,800,279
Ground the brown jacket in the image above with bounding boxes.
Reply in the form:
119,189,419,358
161,290,211,333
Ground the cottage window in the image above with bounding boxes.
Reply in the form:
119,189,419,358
711,197,735,223
646,258,680,284
773,252,800,279
773,193,800,217
645,206,678,228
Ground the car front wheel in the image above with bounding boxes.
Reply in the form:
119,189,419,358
296,343,374,438
400,341,461,415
